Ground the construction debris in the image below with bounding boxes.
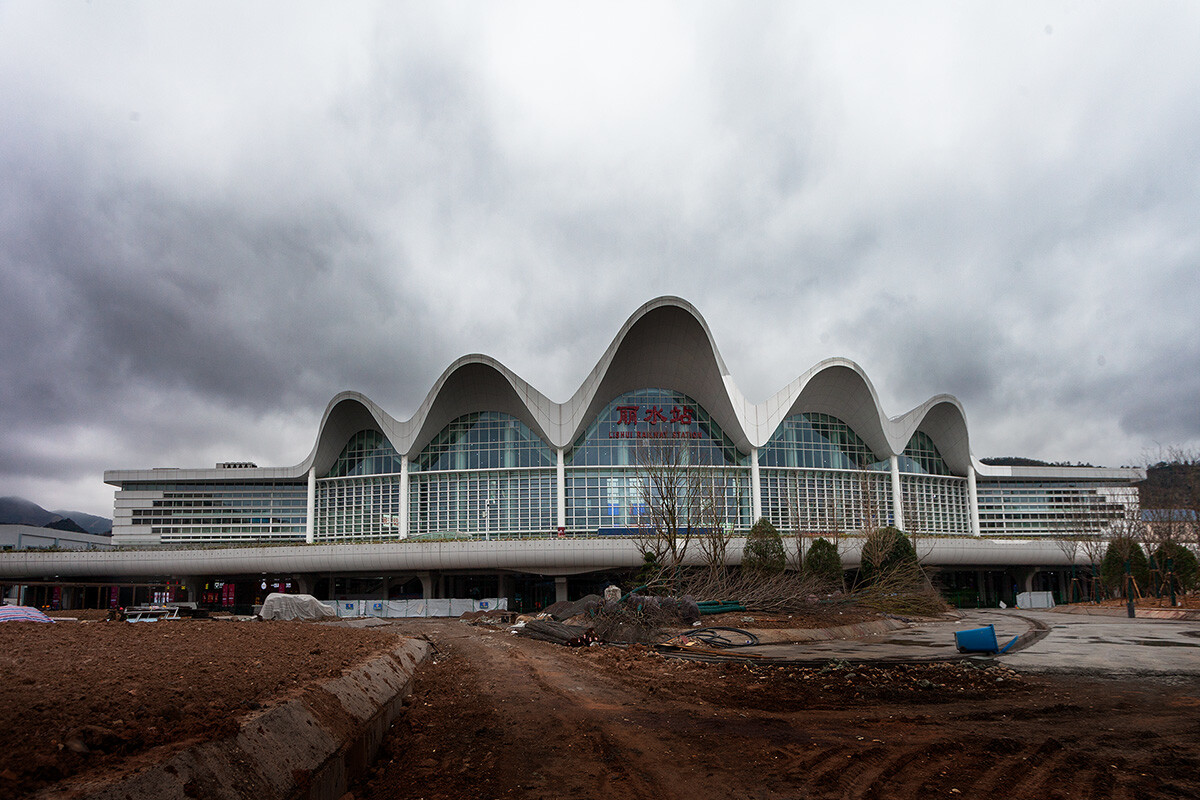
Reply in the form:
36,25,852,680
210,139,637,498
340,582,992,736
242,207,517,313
516,619,601,646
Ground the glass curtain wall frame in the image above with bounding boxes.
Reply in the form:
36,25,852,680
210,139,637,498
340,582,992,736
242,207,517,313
567,388,746,468
759,467,894,535
898,474,972,536
123,482,308,544
976,481,1139,537
314,474,404,542
897,431,953,476
564,466,752,534
758,413,886,470
408,468,556,538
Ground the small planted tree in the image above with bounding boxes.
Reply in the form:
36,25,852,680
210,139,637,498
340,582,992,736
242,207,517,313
1100,536,1150,597
859,526,919,585
742,517,786,575
803,537,844,590
1151,542,1199,595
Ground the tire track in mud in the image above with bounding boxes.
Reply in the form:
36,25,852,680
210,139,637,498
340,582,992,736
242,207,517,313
356,621,1200,800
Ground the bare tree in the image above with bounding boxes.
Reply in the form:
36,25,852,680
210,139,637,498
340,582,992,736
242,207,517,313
633,440,707,591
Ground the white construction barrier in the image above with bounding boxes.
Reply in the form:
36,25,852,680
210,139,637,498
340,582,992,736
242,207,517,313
1016,591,1056,609
335,597,508,618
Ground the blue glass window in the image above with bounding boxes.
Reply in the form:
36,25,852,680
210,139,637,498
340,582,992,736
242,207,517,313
759,413,883,469
326,430,404,478
415,412,553,471
898,431,951,475
567,388,745,467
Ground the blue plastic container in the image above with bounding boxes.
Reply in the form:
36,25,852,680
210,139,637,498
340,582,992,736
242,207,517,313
955,624,1001,653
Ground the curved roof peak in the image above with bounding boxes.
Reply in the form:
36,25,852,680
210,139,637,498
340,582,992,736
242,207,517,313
290,297,976,475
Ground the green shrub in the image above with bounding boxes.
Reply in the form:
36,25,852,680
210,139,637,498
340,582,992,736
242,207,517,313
1100,537,1150,595
742,518,786,574
859,526,918,585
1151,542,1199,594
803,537,844,588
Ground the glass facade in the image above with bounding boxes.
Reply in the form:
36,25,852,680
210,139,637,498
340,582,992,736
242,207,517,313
977,481,1137,537
315,475,403,541
119,482,307,543
110,407,1139,545
900,474,971,535
568,388,744,467
408,412,556,537
758,413,884,470
326,430,404,477
417,412,553,471
898,431,952,475
565,389,751,533
760,468,894,534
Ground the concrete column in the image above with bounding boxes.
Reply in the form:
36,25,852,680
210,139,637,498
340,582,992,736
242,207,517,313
975,569,986,607
417,572,434,601
497,572,512,603
555,576,568,604
889,455,905,531
750,448,762,522
400,458,409,539
967,464,981,537
556,448,566,532
305,467,316,544
295,574,317,596
181,576,201,603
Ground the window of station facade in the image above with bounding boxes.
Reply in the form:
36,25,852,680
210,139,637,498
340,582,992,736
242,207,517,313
415,412,553,471
567,388,744,467
565,389,749,532
122,482,307,542
758,413,883,470
898,431,951,475
326,430,404,478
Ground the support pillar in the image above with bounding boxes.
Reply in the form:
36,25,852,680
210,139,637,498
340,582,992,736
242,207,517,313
182,576,201,603
295,574,317,596
418,572,434,600
400,458,409,539
967,464,981,537
889,455,905,531
750,448,761,522
556,449,566,532
555,576,568,604
305,466,316,544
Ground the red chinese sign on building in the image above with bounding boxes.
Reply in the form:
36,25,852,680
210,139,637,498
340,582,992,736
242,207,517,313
609,404,701,439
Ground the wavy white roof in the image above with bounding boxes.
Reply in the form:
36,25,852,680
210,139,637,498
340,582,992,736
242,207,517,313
108,296,1139,484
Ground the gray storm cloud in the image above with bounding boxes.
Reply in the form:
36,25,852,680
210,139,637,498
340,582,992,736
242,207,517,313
1,2,1198,516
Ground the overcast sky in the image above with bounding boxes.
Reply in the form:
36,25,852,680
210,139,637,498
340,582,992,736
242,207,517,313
2,2,1198,518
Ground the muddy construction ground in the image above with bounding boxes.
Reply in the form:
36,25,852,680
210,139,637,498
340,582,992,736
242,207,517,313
3,614,1200,800
357,619,1200,800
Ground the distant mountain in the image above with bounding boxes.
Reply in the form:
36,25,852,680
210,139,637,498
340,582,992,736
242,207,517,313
0,496,59,526
0,496,112,535
981,457,1099,468
51,508,113,536
44,516,89,534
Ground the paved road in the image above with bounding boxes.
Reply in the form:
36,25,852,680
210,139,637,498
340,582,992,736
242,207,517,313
741,609,1200,679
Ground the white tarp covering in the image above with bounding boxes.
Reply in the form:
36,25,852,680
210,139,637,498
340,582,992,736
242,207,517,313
333,597,508,618
259,593,337,620
1016,591,1056,609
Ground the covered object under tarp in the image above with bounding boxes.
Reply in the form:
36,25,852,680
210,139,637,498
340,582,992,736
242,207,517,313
0,605,55,622
258,593,337,621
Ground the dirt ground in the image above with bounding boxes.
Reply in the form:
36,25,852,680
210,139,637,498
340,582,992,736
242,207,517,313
5,612,1200,800
353,619,1200,800
0,618,399,797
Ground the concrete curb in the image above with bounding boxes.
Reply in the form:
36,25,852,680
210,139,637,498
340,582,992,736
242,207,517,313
43,637,430,800
1048,605,1200,621
748,617,911,644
